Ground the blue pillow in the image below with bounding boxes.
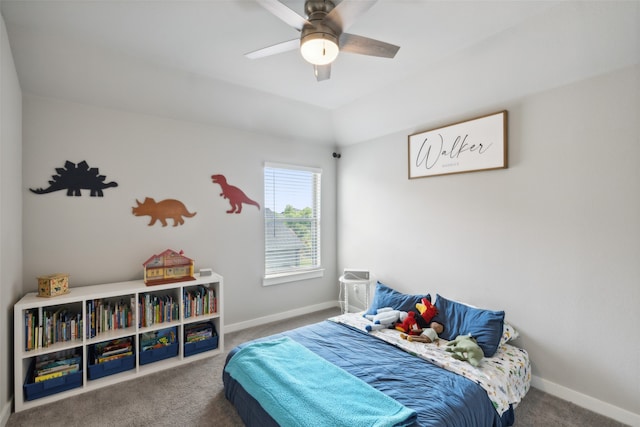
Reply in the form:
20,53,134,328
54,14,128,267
364,282,430,316
432,294,504,357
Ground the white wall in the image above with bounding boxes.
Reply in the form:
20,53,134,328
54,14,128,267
332,1,640,146
0,11,23,425
21,95,338,326
337,65,640,423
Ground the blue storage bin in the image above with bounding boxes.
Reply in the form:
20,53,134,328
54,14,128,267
87,337,136,380
139,342,179,365
184,335,219,357
24,359,82,401
87,354,135,380
184,321,218,357
139,326,179,365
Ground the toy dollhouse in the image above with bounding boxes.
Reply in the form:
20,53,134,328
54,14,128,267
143,249,195,285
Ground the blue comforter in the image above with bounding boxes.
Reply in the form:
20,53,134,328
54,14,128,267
225,336,417,427
223,320,514,427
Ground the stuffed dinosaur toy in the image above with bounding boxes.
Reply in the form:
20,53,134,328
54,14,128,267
446,334,484,367
364,307,407,332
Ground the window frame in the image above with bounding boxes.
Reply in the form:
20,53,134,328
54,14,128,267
262,162,324,286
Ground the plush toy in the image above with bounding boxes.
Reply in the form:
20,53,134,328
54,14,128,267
400,327,439,343
364,307,407,332
394,311,421,335
415,298,438,327
446,334,484,367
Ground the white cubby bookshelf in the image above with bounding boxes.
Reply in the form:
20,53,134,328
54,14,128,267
13,272,223,412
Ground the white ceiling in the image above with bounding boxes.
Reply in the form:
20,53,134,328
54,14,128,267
1,0,638,146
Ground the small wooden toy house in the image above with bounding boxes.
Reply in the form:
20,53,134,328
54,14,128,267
143,249,195,286
37,273,70,297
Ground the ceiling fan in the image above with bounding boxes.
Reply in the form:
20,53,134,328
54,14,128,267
246,0,400,81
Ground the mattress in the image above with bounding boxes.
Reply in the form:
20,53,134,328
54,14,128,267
223,314,530,427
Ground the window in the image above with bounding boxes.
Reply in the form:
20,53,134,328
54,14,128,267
263,163,322,285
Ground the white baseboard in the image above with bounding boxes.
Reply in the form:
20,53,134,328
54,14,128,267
0,398,12,427
531,376,640,427
225,301,339,334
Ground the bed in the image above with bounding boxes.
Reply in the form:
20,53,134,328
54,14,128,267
223,283,531,427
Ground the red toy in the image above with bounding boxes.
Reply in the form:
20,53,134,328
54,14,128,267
416,298,438,325
395,311,422,335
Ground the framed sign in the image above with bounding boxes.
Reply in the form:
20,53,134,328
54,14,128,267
408,111,507,179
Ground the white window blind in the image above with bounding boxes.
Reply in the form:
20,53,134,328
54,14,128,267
264,163,321,278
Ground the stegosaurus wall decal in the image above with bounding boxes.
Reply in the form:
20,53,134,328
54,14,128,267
30,160,118,197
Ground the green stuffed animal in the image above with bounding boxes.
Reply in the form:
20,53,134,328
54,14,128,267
446,334,484,367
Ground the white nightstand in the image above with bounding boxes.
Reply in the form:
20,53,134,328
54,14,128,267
339,275,372,313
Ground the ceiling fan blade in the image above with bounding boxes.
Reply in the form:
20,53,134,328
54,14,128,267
256,0,310,31
339,33,400,58
314,64,331,81
245,38,299,59
324,0,377,32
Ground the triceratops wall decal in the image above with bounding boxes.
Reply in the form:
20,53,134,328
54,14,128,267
132,197,196,227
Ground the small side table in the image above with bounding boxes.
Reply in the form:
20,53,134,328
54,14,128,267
339,275,371,314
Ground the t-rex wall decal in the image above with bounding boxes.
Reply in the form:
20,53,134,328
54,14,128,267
132,197,196,227
29,160,118,197
211,174,260,214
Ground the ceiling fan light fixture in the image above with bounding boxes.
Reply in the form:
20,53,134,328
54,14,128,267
300,32,339,66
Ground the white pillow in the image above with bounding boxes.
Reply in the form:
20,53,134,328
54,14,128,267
500,322,519,346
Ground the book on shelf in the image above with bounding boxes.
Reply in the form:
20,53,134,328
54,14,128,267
34,364,80,383
184,322,216,343
24,308,82,351
97,351,133,364
97,338,131,355
86,297,135,339
92,337,134,364
185,331,212,343
138,294,179,328
35,353,78,367
140,327,176,351
183,286,217,318
32,350,81,383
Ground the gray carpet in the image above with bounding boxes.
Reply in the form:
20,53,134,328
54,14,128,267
6,308,628,427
